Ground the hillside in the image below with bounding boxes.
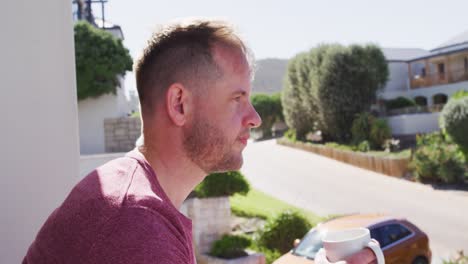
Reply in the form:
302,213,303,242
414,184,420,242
252,58,288,94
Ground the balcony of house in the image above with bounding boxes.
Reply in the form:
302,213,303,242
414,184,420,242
409,51,468,89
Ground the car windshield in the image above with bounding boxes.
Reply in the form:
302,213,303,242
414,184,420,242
292,229,325,259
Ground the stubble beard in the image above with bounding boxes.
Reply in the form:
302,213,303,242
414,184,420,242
183,114,243,174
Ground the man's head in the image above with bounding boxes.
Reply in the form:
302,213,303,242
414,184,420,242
135,18,261,173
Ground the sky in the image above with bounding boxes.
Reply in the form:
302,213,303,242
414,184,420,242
100,0,468,92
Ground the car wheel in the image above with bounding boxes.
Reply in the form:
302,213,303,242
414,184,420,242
412,257,428,264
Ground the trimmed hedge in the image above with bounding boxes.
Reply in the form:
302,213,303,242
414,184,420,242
257,211,311,254
384,97,416,110
195,171,250,198
440,97,468,156
410,133,467,184
210,235,251,259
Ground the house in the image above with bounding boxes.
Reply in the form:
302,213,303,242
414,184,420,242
73,1,136,154
379,30,468,136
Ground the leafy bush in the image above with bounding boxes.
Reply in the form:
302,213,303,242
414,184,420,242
384,97,417,110
252,93,283,138
257,211,311,254
351,112,375,144
282,44,388,142
74,21,133,100
440,97,468,156
357,140,371,152
369,119,391,149
195,171,250,198
451,90,468,99
314,44,388,142
284,129,297,142
249,245,281,264
410,133,466,184
210,235,251,259
282,53,317,139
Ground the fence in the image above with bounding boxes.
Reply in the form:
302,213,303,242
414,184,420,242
277,139,410,177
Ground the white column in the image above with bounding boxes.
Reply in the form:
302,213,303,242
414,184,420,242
0,1,79,263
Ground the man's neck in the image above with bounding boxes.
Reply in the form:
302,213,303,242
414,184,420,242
139,144,206,209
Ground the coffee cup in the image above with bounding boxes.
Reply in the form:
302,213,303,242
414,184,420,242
322,227,385,263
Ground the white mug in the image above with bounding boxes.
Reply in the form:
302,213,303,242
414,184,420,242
322,228,385,264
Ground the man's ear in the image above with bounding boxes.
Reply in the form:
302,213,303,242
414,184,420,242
165,83,191,126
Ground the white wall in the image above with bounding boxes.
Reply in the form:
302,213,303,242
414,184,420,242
386,112,440,135
78,79,129,154
0,1,79,263
382,62,409,93
79,153,125,179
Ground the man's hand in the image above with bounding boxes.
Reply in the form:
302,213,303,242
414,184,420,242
315,248,377,264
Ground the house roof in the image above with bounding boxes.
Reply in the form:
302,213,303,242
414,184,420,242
432,29,468,52
381,48,430,62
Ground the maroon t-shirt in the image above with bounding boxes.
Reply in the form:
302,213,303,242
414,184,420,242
23,150,195,264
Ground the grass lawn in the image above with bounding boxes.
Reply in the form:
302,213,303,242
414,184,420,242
230,188,323,224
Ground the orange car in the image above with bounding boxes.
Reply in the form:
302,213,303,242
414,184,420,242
273,214,431,264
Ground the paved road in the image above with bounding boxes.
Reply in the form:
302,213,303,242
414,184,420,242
241,139,468,263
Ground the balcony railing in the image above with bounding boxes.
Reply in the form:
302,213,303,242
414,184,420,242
410,68,468,89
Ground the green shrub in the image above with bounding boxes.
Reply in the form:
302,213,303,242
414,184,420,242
440,97,468,156
195,171,250,198
410,133,467,184
284,129,297,142
74,21,132,100
384,97,417,110
351,112,375,144
314,44,389,142
282,44,388,142
252,93,283,138
357,140,371,152
451,90,468,100
249,245,281,264
210,235,251,259
369,119,391,149
258,211,311,254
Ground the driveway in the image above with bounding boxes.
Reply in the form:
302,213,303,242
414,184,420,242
241,139,468,263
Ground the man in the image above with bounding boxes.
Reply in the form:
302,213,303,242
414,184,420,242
24,18,377,263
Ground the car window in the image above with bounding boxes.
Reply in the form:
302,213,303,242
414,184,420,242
373,223,412,248
293,229,325,259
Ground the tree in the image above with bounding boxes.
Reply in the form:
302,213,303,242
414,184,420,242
440,97,468,157
251,93,283,137
74,21,133,100
312,44,388,142
281,44,388,142
282,53,316,139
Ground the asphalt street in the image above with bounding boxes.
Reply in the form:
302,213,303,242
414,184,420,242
241,139,468,263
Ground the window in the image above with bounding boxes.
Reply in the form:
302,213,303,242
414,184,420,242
438,63,445,74
371,224,412,248
421,67,426,77
464,57,468,71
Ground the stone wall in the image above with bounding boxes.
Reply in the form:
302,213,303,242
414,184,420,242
180,197,265,264
181,197,232,255
104,117,141,152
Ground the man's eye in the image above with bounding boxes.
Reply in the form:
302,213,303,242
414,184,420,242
234,96,242,102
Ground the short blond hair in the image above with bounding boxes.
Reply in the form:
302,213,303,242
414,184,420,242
135,18,254,117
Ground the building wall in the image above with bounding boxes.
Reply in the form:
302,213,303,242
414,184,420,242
386,112,440,135
78,79,129,154
380,80,468,104
382,62,409,93
0,1,79,263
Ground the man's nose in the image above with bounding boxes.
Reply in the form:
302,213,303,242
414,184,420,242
244,103,262,128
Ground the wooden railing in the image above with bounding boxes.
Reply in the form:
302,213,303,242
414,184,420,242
410,68,468,89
